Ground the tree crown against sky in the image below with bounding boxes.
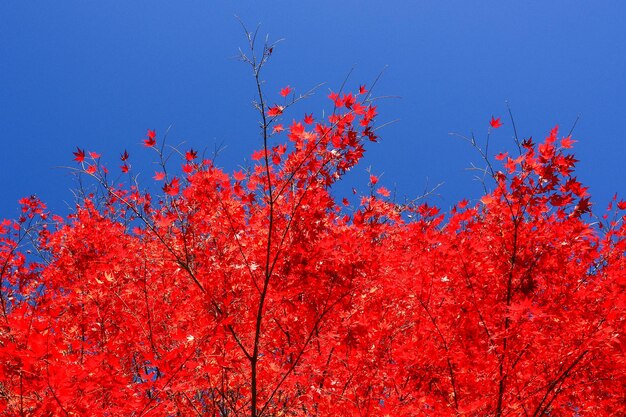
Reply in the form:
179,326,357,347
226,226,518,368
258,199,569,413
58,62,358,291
1,2,626,220
1,27,625,416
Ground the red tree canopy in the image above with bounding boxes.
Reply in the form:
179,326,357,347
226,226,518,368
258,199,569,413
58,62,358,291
1,46,624,416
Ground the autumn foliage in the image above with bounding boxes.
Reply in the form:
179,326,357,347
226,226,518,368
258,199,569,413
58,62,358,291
1,38,625,417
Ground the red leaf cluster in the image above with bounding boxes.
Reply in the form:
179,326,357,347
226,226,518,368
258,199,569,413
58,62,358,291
1,92,624,417
144,129,156,147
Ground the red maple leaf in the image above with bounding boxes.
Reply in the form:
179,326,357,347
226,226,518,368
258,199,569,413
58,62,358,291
573,197,592,216
279,86,292,97
343,93,356,109
121,164,129,173
377,186,390,197
364,106,377,120
144,129,157,147
561,135,575,149
304,114,314,125
490,116,503,129
233,171,246,181
85,164,97,174
352,102,365,115
153,171,165,181
73,147,86,163
481,194,495,205
185,149,198,161
267,106,284,117
120,150,129,161
251,149,266,161
328,91,343,107
163,177,180,196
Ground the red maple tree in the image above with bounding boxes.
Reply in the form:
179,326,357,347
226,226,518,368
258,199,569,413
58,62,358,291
1,35,624,417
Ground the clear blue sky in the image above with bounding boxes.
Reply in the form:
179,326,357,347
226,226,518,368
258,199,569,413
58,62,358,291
1,1,625,220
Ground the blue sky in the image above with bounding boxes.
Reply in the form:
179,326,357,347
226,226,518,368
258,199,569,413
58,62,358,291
1,1,625,220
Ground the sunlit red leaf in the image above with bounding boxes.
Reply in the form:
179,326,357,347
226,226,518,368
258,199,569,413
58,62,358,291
233,170,246,181
561,135,575,149
376,186,390,197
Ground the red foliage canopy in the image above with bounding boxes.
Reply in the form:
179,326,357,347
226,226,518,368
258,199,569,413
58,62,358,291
1,47,624,417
